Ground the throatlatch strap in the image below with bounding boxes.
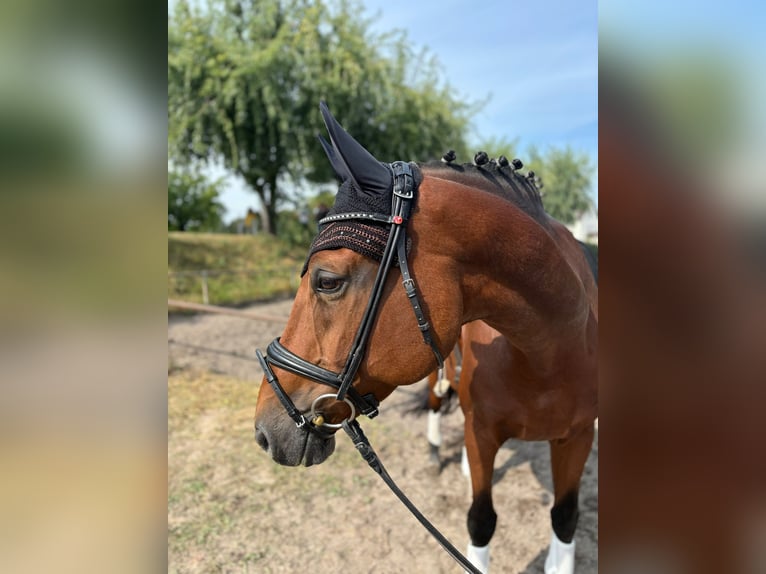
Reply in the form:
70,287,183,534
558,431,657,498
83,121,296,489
397,236,444,368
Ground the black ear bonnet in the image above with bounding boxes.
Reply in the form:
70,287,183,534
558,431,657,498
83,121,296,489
301,103,420,275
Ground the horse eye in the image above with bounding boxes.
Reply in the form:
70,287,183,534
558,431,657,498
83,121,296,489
314,273,345,294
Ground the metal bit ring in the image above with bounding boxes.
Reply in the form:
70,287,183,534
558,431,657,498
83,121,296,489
309,393,356,429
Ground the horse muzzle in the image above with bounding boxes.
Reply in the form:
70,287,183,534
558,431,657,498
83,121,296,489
254,410,336,467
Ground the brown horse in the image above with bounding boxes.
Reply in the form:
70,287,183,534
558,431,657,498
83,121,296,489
254,103,598,573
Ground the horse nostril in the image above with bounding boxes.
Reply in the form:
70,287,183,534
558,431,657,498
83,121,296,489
255,426,270,452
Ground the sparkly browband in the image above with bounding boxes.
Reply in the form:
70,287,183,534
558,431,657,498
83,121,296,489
313,221,389,259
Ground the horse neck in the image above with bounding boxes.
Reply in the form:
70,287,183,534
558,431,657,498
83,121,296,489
418,177,592,366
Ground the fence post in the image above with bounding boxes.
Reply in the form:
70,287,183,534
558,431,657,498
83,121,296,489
201,270,209,305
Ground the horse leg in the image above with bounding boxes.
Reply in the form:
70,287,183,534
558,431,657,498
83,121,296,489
426,409,442,470
463,413,501,573
545,423,595,574
426,371,444,472
427,358,457,471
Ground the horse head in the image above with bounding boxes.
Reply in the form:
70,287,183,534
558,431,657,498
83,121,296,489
254,103,462,466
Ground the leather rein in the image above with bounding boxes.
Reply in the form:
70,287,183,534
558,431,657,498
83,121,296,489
256,161,482,574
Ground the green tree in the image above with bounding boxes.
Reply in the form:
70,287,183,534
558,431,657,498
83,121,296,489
527,146,594,224
168,170,225,231
168,0,472,234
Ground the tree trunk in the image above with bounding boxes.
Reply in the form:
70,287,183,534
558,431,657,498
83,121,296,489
260,175,280,235
244,172,280,235
256,187,271,235
266,174,279,235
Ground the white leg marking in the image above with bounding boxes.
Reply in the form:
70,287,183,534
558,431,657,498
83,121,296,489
544,530,575,574
427,410,442,447
465,542,490,573
434,376,451,397
461,445,471,478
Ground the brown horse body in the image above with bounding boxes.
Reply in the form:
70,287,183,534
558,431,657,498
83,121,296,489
254,105,597,572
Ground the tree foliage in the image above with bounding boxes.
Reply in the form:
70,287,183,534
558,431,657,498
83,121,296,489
527,146,594,224
168,170,225,231
168,0,473,234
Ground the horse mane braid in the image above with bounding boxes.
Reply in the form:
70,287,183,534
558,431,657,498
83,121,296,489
420,156,549,226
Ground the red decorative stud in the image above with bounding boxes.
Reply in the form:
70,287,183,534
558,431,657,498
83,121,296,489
393,216,403,224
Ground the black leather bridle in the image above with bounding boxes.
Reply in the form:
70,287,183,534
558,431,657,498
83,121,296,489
256,161,444,432
255,161,483,574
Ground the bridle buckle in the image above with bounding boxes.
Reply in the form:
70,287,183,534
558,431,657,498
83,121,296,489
392,162,414,199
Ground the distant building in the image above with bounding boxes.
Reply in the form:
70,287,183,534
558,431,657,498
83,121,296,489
566,207,598,244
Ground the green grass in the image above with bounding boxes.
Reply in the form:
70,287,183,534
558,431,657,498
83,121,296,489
168,232,306,306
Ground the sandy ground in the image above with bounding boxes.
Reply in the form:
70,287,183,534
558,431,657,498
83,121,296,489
168,299,597,573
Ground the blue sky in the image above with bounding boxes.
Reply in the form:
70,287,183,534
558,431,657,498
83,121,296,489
364,0,598,156
206,0,599,221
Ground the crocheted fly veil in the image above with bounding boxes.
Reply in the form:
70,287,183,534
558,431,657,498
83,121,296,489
302,102,417,275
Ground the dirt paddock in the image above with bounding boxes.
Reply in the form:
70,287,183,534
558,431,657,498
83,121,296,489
168,298,598,573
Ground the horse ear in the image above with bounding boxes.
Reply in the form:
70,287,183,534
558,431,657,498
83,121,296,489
319,101,392,196
317,134,349,182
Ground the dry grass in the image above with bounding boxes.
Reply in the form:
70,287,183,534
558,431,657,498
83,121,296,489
168,368,597,573
168,371,388,574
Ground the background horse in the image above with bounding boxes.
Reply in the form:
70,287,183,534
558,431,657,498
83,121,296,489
254,103,598,573
425,339,464,472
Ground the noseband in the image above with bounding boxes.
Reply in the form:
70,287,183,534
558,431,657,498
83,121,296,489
256,161,444,431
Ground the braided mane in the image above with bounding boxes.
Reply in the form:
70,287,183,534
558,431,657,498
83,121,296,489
419,159,549,226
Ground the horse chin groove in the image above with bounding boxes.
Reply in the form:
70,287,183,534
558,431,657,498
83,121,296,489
268,430,336,468
300,433,336,467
